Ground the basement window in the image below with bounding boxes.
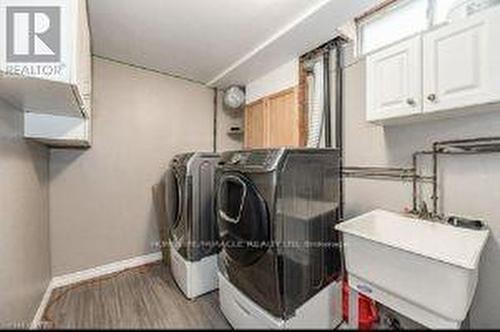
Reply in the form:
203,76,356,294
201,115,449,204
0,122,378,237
357,0,500,55
358,0,429,55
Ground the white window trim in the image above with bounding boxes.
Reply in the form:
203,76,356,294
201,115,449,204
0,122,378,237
356,0,439,55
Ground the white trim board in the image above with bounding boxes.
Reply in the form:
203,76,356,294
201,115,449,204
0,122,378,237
30,252,162,329
50,252,162,288
30,282,55,329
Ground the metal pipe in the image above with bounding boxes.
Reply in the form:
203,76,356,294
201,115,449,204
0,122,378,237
345,166,414,172
344,174,433,182
343,168,432,182
213,88,218,153
435,136,500,146
349,136,500,219
436,150,500,155
331,37,347,281
411,150,434,213
432,143,439,216
323,51,332,148
412,153,418,213
334,37,346,222
428,136,500,217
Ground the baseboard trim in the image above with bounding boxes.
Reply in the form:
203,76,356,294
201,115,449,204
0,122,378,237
30,251,162,329
51,252,162,289
30,281,55,329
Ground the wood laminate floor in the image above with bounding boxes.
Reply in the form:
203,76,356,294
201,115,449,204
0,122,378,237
41,262,231,329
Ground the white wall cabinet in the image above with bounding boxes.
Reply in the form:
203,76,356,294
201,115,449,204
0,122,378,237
366,35,422,122
366,6,500,125
423,11,500,114
0,0,91,147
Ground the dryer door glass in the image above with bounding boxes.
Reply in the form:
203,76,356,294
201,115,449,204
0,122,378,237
165,167,183,230
217,173,270,267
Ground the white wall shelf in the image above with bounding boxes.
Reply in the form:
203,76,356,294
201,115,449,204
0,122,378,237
0,75,86,118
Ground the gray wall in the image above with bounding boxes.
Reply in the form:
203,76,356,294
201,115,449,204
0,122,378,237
0,100,51,327
216,90,244,152
49,58,215,276
343,59,500,329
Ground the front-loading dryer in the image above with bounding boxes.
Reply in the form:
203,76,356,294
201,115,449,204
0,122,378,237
165,152,220,299
215,148,343,329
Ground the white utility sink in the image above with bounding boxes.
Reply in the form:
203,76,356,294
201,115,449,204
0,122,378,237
336,209,489,329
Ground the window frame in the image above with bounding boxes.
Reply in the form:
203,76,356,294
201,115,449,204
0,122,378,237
356,0,441,56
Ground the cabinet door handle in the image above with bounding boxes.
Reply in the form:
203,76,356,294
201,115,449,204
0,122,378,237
427,94,437,102
406,98,417,106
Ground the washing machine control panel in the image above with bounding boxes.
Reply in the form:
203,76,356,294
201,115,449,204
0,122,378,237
226,150,283,171
229,153,243,165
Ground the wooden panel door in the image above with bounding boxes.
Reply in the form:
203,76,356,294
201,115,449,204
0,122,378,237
422,11,500,113
267,88,299,148
366,35,422,122
244,99,267,149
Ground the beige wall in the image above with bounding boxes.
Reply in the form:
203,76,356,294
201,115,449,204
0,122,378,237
343,59,500,329
49,58,214,276
0,100,51,327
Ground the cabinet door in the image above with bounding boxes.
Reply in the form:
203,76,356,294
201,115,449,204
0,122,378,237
267,88,299,148
423,11,500,113
366,35,422,122
244,100,267,149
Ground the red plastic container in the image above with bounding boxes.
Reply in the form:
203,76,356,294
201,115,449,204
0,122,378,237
342,280,378,330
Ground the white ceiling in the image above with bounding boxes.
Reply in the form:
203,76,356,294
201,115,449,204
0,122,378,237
88,0,379,86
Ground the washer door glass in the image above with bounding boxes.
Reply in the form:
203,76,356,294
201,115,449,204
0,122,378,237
217,173,270,266
165,167,183,230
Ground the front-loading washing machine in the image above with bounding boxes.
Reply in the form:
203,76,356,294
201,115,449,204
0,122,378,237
215,148,343,329
165,152,220,299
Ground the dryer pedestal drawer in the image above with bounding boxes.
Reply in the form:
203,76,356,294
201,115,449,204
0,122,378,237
218,273,342,329
219,272,284,329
